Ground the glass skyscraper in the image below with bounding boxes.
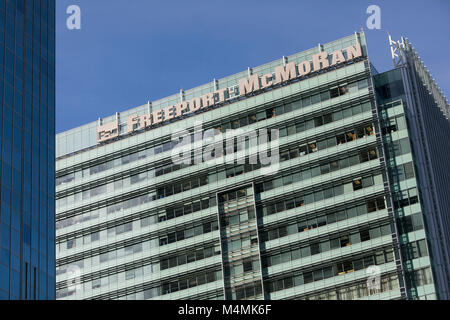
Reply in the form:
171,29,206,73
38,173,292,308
0,0,55,300
54,31,449,300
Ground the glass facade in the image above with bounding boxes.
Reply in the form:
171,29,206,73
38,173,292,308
55,32,448,300
0,0,55,300
374,38,450,299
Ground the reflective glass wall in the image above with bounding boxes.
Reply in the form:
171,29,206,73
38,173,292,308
0,0,55,300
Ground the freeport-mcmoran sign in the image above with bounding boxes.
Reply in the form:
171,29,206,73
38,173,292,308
97,42,363,143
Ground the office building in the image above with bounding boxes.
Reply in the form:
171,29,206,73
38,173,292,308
54,31,449,300
0,0,56,300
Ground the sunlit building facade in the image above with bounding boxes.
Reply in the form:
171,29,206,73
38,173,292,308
54,32,449,300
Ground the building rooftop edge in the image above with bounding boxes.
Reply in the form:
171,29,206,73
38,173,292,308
56,31,367,159
57,31,366,137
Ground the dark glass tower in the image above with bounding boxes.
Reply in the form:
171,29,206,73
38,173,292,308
0,0,55,300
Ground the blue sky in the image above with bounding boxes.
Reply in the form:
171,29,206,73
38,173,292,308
56,0,450,133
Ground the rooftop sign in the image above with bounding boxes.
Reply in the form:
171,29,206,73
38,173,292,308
97,43,363,143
